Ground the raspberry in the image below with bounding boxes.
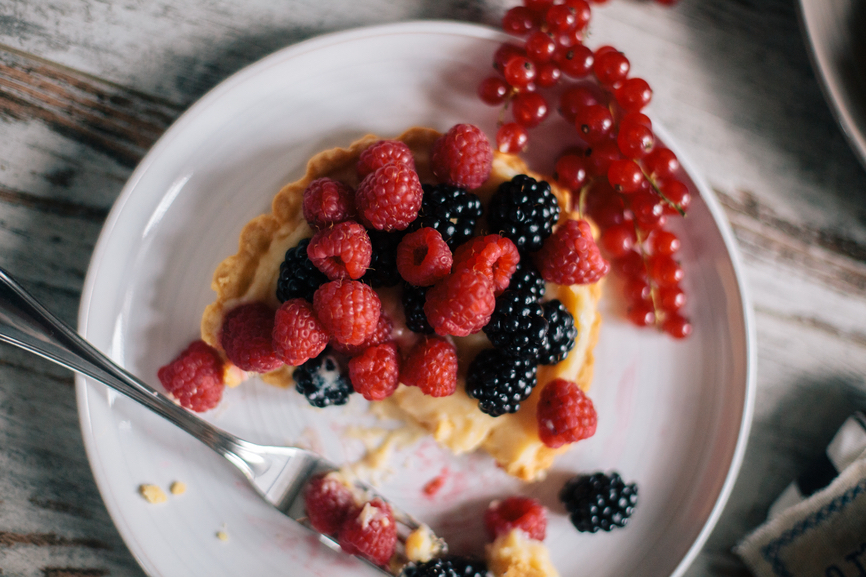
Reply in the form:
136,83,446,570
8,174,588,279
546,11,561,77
537,299,577,365
536,378,597,448
329,312,392,357
313,280,382,346
220,302,284,373
487,174,561,252
400,336,458,397
302,177,356,228
272,299,329,366
466,348,537,416
348,342,400,401
397,227,453,287
276,239,328,303
402,283,434,334
423,269,496,337
431,124,493,190
410,184,483,248
484,496,547,541
452,234,520,294
338,499,397,566
361,229,405,288
293,351,354,407
304,472,358,535
483,290,548,358
355,163,423,231
307,221,372,280
559,472,638,532
157,340,225,412
356,139,416,179
536,219,610,285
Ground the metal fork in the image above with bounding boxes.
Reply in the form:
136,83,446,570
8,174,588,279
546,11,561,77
0,267,443,576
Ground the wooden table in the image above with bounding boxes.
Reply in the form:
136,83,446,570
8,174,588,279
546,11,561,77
1,0,864,575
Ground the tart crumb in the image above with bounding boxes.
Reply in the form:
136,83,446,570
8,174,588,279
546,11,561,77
216,526,229,541
405,524,445,563
486,528,559,577
170,481,187,495
139,484,167,504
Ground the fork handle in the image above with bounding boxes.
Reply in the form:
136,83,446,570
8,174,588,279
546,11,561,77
0,267,259,474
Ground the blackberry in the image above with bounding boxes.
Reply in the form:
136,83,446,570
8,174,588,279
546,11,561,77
466,348,537,417
487,175,561,252
292,351,353,408
537,299,577,365
361,229,405,287
483,290,548,358
559,472,638,533
402,282,434,334
276,238,328,302
448,557,489,577
411,184,483,248
402,557,488,577
507,255,546,301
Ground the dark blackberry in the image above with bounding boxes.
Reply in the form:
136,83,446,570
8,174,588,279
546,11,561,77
483,290,548,358
559,472,638,533
402,282,434,334
507,255,546,301
410,184,483,248
487,174,561,252
402,557,488,577
448,556,489,577
466,348,537,417
276,238,328,302
292,351,353,408
361,229,405,288
537,299,577,365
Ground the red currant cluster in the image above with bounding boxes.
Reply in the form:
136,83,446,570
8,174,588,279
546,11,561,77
477,0,691,339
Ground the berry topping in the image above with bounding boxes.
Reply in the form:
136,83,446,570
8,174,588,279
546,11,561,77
537,299,577,365
338,498,397,566
452,234,520,295
411,184,483,248
402,283,434,334
272,299,329,366
430,124,493,190
357,139,416,179
348,342,400,401
506,255,546,300
535,219,610,285
397,227,453,287
487,175,561,252
401,336,458,397
536,378,597,448
361,229,406,288
483,290,548,359
157,340,225,412
304,472,358,535
293,351,354,408
423,269,496,337
559,472,638,533
466,348,537,416
355,163,423,231
307,220,372,280
302,177,356,228
276,238,329,303
220,302,284,373
484,496,547,541
313,280,382,346
329,312,393,357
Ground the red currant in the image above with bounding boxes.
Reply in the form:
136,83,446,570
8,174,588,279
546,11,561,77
658,284,686,311
615,78,653,112
614,250,647,280
559,85,599,123
554,154,588,191
503,56,537,88
630,191,665,229
525,0,555,11
628,301,655,326
662,313,692,339
648,229,680,256
593,50,630,87
496,122,529,153
585,139,622,177
494,44,526,73
525,30,557,63
658,178,691,214
478,76,510,106
535,62,562,87
545,4,578,32
563,0,592,29
623,275,651,303
502,6,538,36
553,44,594,78
600,222,636,258
617,122,655,159
621,111,652,130
584,180,626,228
607,159,645,193
643,148,679,180
574,104,614,143
647,254,684,286
512,91,549,127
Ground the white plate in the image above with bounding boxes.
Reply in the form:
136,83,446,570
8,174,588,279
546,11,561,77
798,0,866,170
77,21,755,577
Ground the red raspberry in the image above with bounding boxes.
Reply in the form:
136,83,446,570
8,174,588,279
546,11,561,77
307,221,372,280
157,340,225,412
396,227,453,287
400,336,458,397
271,299,329,366
348,342,399,401
313,280,382,346
329,311,393,356
430,124,493,190
338,498,397,567
536,378,597,448
355,164,423,231
302,177,356,228
535,219,610,285
219,302,284,373
356,140,416,179
484,496,548,541
424,269,496,337
452,234,519,294
304,472,358,536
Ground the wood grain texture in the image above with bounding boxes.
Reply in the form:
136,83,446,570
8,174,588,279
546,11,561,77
0,0,863,575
